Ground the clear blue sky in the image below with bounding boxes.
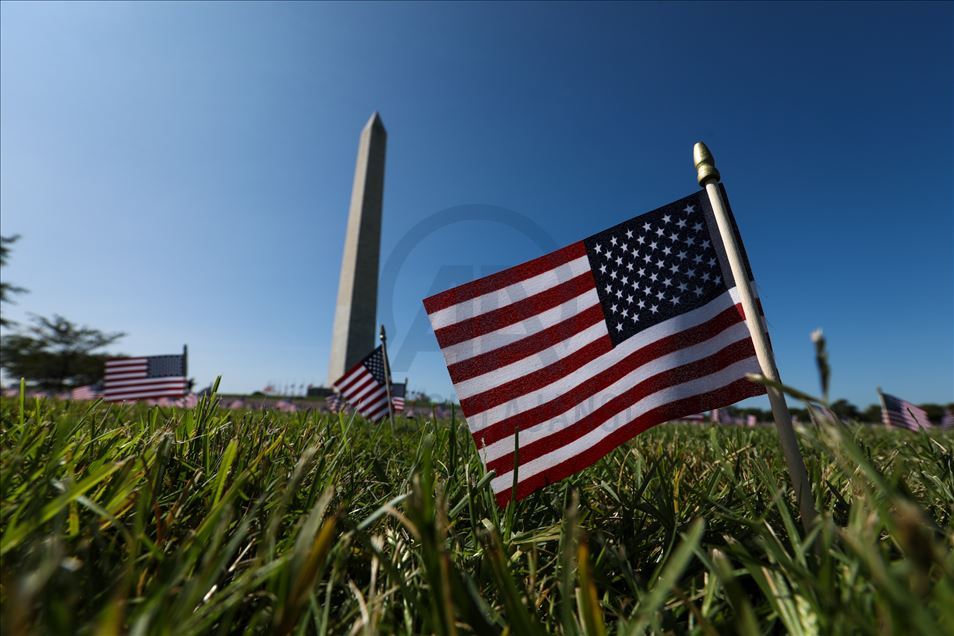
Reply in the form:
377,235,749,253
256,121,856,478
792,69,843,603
1,2,951,407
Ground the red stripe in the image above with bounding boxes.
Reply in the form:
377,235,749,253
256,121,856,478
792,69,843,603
104,388,188,402
448,304,605,383
434,271,596,349
423,242,587,314
469,304,748,445
104,381,187,394
484,337,758,475
340,374,375,400
493,377,765,506
332,350,379,389
460,335,614,415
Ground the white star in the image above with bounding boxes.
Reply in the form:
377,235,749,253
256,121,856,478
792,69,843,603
687,268,697,278
642,222,652,232
603,249,613,260
594,243,603,253
615,288,623,298
671,295,681,305
676,219,687,229
643,284,653,294
599,263,607,274
610,270,618,280
655,226,666,237
701,240,711,249
622,308,629,318
669,232,679,242
662,214,672,224
637,299,646,309
656,258,666,268
621,275,629,285
610,236,618,246
686,236,696,246
650,304,659,314
707,257,717,267
692,222,703,232
642,252,653,263
637,267,646,277
662,246,672,256
649,241,658,251
626,293,634,304
662,277,673,287
610,303,618,313
631,313,639,322
625,228,633,239
677,250,687,260
636,235,646,245
693,254,703,264
702,271,711,282
615,255,623,266
694,286,704,296
669,263,681,274
605,284,614,294
625,261,634,271
656,290,666,300
649,272,659,282
684,204,695,214
619,242,628,254
616,322,624,332
677,282,688,292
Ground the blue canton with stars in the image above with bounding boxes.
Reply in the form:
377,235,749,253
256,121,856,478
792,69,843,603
583,190,737,347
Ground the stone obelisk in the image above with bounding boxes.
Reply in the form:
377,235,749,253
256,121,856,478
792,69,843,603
328,112,387,383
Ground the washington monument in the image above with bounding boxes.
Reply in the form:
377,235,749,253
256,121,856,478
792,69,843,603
328,113,387,382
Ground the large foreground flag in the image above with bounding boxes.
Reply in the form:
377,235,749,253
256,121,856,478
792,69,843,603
424,188,766,504
880,392,932,431
332,346,394,422
103,354,188,402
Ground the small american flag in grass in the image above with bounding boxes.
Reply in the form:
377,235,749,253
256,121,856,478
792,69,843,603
424,187,766,505
332,346,395,422
391,382,406,413
103,354,188,402
880,392,932,431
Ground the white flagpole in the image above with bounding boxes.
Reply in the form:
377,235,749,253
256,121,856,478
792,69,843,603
694,142,817,529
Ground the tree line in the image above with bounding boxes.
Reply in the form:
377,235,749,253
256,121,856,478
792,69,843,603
1,235,125,391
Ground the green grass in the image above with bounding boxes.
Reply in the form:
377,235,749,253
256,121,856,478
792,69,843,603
1,388,952,635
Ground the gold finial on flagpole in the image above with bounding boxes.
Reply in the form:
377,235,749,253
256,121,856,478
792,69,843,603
693,141,721,186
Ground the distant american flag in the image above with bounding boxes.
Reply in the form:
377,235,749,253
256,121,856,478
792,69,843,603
941,409,954,430
332,346,395,422
424,188,766,505
70,384,100,401
391,382,406,413
326,393,345,412
880,392,932,431
103,354,188,402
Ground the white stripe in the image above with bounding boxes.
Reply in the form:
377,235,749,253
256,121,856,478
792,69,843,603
104,385,188,398
335,365,368,391
105,388,187,400
480,320,751,463
343,373,380,403
339,369,372,398
427,256,591,330
438,288,600,367
490,356,761,494
104,377,185,389
454,320,608,400
105,358,147,367
357,386,387,408
362,398,389,421
465,287,743,433
105,371,148,381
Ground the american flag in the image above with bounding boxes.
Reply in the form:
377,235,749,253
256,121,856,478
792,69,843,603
326,393,345,412
880,392,932,431
103,354,188,402
332,346,395,422
70,384,100,401
424,188,766,505
391,382,407,413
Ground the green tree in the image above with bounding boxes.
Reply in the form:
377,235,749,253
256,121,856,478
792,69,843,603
1,314,125,391
0,235,28,328
830,399,861,421
861,404,883,424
